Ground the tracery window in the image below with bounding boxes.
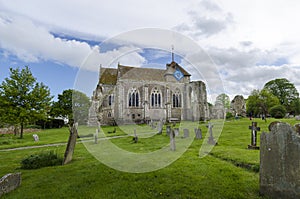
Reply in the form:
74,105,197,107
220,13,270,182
172,89,181,108
128,88,139,107
108,95,114,106
151,87,162,107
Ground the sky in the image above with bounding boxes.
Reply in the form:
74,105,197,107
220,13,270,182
1,0,300,103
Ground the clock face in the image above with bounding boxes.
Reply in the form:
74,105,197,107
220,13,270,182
173,69,184,81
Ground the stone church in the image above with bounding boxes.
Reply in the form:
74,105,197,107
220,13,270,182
88,60,209,126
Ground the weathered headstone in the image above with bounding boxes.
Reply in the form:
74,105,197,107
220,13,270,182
166,126,171,137
157,120,163,134
207,123,216,145
174,128,179,137
260,122,300,198
32,134,39,142
0,173,21,197
248,122,260,149
194,128,202,139
133,128,138,143
63,123,78,165
170,129,176,151
295,115,300,121
94,129,99,144
183,129,189,138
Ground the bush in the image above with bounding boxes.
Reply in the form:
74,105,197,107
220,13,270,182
269,105,286,119
21,150,63,169
226,112,234,119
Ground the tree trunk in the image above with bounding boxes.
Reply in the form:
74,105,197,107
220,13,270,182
20,123,24,139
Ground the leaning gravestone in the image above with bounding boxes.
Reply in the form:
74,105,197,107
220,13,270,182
260,122,300,198
63,123,78,165
0,173,21,197
194,128,202,139
183,129,189,138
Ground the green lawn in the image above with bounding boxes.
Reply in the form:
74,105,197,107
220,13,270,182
1,118,296,198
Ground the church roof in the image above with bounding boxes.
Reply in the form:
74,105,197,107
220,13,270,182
118,64,165,81
166,61,191,76
99,68,118,84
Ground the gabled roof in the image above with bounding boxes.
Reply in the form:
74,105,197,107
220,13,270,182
166,61,191,76
118,64,165,81
99,68,118,84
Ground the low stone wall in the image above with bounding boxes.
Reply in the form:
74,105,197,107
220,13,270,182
260,122,300,198
0,173,22,197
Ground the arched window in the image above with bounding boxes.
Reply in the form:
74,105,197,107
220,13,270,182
108,95,114,106
151,87,162,107
172,89,181,108
128,88,139,107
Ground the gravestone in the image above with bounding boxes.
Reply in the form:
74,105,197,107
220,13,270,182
63,123,78,165
260,122,300,198
157,120,163,134
133,128,138,143
295,115,300,121
166,126,171,137
94,129,99,144
207,123,216,145
174,128,179,137
0,173,21,197
248,122,260,149
294,123,300,135
170,129,176,151
194,128,202,139
32,134,39,142
268,121,281,131
183,129,189,138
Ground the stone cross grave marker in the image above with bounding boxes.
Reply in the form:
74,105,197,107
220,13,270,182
207,123,217,145
94,128,99,144
166,125,171,137
174,128,179,136
194,128,202,139
32,134,39,142
170,129,176,151
183,129,189,138
133,128,138,143
63,122,78,165
248,121,260,149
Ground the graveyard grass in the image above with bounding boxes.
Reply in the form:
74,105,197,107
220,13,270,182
1,118,297,198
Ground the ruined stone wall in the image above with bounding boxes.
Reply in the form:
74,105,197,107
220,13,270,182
260,122,300,198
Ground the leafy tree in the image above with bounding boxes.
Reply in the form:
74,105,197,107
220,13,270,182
264,78,299,113
269,105,286,118
246,89,279,117
215,93,230,109
0,67,52,138
51,89,91,125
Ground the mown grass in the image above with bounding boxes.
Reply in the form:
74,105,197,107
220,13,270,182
1,117,297,198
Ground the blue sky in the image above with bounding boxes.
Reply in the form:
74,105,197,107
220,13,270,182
1,0,300,102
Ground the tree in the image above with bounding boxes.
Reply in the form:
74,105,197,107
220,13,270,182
264,78,299,113
0,67,52,138
215,93,230,109
51,89,91,125
246,89,280,117
269,105,286,118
